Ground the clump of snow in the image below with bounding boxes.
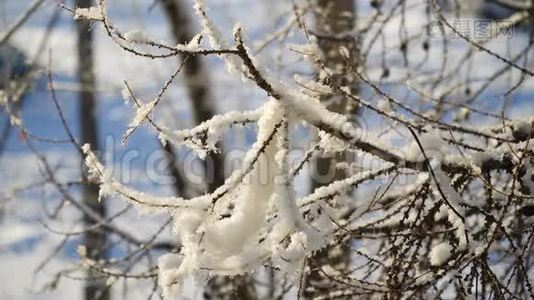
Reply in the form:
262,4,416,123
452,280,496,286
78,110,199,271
512,119,533,140
74,5,104,21
201,99,283,256
318,130,349,153
339,86,351,94
429,242,452,266
431,159,464,219
0,91,22,126
402,133,447,162
124,99,158,139
430,158,468,250
434,204,448,221
158,253,185,299
123,30,148,43
289,42,321,62
272,231,307,277
133,99,158,125
377,99,392,113
293,74,332,96
455,107,470,121
175,34,202,52
77,245,87,257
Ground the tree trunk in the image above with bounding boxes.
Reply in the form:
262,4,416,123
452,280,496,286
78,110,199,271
306,0,358,297
160,0,224,193
75,0,108,299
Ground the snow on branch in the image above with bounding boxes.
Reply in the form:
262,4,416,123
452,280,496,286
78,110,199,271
61,0,534,298
158,107,263,158
74,4,104,21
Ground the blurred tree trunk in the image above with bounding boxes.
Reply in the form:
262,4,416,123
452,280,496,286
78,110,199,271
159,1,255,299
75,0,108,299
162,143,186,196
160,0,224,192
305,0,358,297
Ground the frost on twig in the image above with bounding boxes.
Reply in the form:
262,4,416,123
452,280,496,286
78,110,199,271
123,99,157,143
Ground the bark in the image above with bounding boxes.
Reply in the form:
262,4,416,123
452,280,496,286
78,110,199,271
75,0,108,299
306,0,358,297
